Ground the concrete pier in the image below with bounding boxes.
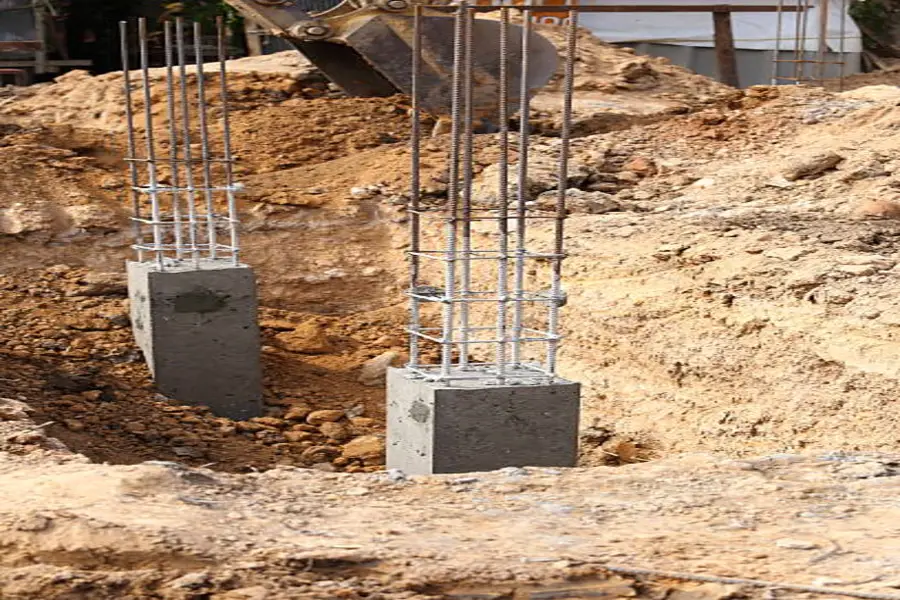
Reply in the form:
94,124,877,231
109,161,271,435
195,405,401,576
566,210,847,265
127,260,263,420
387,368,580,475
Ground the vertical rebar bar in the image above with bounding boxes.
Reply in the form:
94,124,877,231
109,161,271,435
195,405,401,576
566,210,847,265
771,0,784,85
408,5,423,370
195,21,218,259
164,21,185,261
138,18,164,268
547,9,577,379
120,20,144,263
495,7,510,384
217,16,239,265
459,7,476,369
176,17,200,265
511,0,533,367
441,3,466,378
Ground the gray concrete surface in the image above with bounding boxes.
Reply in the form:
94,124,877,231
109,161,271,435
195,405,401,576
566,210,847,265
127,260,263,420
387,368,580,474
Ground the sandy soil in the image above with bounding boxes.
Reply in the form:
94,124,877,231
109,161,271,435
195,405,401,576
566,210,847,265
1,18,900,599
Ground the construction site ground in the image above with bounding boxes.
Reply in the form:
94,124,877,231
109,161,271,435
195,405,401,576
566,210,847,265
2,23,900,599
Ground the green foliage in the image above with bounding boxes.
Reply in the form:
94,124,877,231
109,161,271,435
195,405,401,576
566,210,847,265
850,0,896,54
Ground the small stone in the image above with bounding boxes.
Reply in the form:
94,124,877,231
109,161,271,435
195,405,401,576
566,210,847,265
535,188,621,215
273,321,334,354
691,177,716,189
15,515,52,532
284,431,314,443
765,175,794,189
762,246,813,262
259,319,298,331
306,409,345,425
350,186,376,199
292,424,318,433
99,176,124,190
385,469,407,483
349,417,376,429
622,156,657,176
775,538,819,550
319,421,352,442
341,435,385,462
615,57,655,82
0,203,54,235
63,419,85,432
835,461,889,479
616,171,641,184
0,400,29,422
284,403,313,421
235,421,264,434
358,351,403,387
9,431,45,444
301,445,342,464
837,264,875,276
452,476,480,485
781,151,843,181
250,417,286,429
345,487,370,497
217,587,269,600
172,446,205,458
169,572,209,590
838,152,886,182
853,198,900,219
66,204,127,232
67,272,127,297
840,254,896,269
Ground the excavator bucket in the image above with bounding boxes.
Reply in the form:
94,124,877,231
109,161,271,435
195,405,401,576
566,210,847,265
226,0,559,119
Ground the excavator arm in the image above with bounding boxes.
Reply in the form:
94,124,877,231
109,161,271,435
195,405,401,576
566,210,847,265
225,0,558,119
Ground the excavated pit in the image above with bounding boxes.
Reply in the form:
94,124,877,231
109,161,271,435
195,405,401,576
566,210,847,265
3,30,900,477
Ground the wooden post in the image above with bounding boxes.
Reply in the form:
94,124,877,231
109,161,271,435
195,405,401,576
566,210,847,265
32,0,47,75
816,0,830,81
712,8,739,87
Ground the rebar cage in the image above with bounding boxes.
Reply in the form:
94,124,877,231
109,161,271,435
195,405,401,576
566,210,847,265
121,17,241,270
406,4,578,387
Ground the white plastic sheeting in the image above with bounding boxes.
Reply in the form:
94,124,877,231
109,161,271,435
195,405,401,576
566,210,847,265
572,0,862,52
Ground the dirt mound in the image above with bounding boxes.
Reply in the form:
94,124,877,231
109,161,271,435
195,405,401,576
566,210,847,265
534,20,732,102
0,58,329,132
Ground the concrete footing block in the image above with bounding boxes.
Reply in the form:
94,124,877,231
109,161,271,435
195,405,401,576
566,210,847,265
386,368,580,475
127,260,263,420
